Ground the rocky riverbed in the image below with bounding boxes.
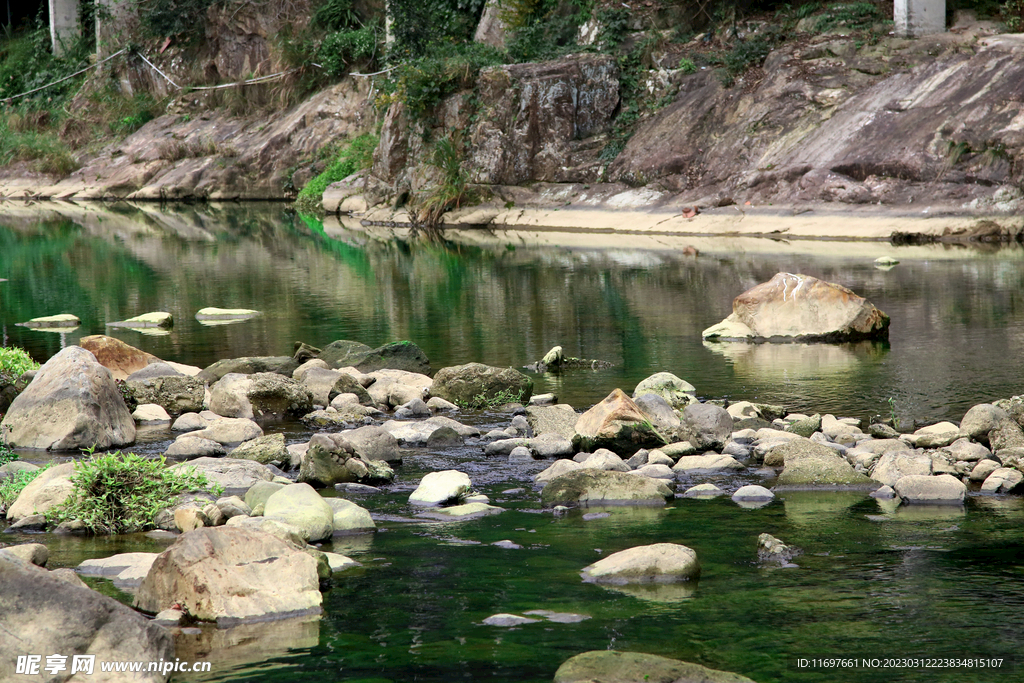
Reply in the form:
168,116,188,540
2,307,1024,681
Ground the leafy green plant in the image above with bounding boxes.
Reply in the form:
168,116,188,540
506,0,592,62
413,134,473,229
813,2,881,32
313,0,363,31
139,0,222,43
888,396,900,430
387,42,504,120
295,132,379,213
387,0,488,58
319,27,381,75
0,444,17,467
1007,0,1024,30
455,387,527,410
721,35,773,85
0,465,48,512
0,347,39,383
48,451,222,535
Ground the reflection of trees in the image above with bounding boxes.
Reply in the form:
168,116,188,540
3,204,1024,423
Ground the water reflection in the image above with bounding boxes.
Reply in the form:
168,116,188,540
703,340,887,379
2,202,1024,425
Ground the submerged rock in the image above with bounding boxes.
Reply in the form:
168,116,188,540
758,533,801,565
703,272,889,342
554,651,757,683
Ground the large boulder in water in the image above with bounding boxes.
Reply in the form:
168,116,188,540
430,363,533,408
0,346,136,451
134,526,322,626
80,334,160,380
321,340,431,375
581,543,700,584
540,469,673,507
554,651,757,683
682,402,732,451
572,389,666,456
0,553,174,682
702,272,890,342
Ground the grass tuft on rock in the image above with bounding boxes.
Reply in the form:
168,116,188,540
295,132,378,213
48,451,222,534
0,346,39,384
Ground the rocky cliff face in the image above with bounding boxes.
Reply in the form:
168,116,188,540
364,54,619,206
6,15,1024,221
608,30,1024,212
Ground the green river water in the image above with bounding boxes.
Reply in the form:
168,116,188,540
2,203,1024,682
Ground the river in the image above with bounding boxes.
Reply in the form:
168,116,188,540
1,203,1023,682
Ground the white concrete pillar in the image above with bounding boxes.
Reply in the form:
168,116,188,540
895,0,946,37
49,0,80,56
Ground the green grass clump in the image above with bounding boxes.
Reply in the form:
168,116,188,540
455,387,527,410
0,465,47,512
295,132,378,213
0,444,17,467
48,451,222,535
0,347,39,384
813,2,882,32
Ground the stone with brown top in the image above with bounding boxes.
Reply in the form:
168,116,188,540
572,388,667,456
80,334,161,380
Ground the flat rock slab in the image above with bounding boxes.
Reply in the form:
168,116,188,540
108,311,173,328
195,307,262,320
483,613,540,626
78,552,161,578
18,313,81,328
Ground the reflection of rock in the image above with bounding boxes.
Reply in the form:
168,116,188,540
703,339,887,379
173,613,320,670
891,504,966,521
702,273,890,342
588,582,698,603
783,491,869,526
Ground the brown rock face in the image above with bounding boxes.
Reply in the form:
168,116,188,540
705,273,889,342
80,335,160,380
0,346,136,451
573,388,667,455
0,554,174,683
134,526,322,626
